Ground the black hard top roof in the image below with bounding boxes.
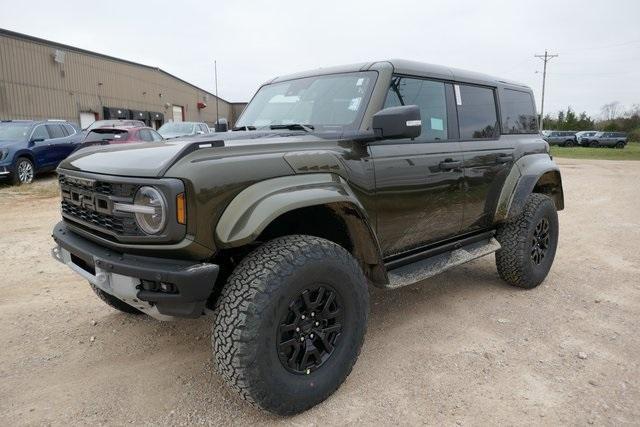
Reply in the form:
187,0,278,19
269,59,530,90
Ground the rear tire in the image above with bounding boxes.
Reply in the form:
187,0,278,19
616,141,625,149
564,140,574,147
212,235,369,415
495,194,558,289
90,283,143,315
590,141,599,148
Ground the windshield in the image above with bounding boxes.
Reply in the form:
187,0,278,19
236,71,377,131
158,122,195,136
86,120,144,131
0,123,32,141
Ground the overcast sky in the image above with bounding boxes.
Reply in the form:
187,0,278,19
1,0,639,118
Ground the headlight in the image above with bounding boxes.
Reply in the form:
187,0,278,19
133,186,167,234
0,149,7,161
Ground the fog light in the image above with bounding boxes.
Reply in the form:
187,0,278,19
160,282,177,293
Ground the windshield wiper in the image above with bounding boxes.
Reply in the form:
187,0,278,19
232,125,256,131
269,124,314,132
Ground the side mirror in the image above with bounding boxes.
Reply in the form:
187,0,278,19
372,105,421,140
214,118,228,133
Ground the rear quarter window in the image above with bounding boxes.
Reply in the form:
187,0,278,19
501,89,538,134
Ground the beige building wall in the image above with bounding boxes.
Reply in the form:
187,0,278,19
0,29,244,127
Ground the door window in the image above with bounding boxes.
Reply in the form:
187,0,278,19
456,85,499,139
46,124,66,139
501,89,537,134
31,125,50,141
150,130,163,141
138,129,154,142
384,76,448,141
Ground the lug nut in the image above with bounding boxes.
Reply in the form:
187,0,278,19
310,333,314,339
311,312,315,317
315,321,320,327
301,315,306,320
306,368,311,375
295,327,300,332
300,336,305,342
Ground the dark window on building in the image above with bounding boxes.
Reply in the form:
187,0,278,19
31,125,50,141
457,85,499,139
46,124,66,139
384,76,448,141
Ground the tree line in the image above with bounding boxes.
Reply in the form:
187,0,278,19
543,102,640,142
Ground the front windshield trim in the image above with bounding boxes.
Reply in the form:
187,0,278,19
236,70,378,133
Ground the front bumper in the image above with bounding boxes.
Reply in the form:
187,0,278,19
51,221,219,320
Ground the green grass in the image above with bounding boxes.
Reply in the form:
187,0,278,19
550,141,640,161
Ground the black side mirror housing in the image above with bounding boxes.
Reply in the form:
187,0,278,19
214,118,228,133
372,105,421,140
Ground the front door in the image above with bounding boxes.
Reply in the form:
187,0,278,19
371,76,464,257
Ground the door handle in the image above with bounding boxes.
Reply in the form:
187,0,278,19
439,159,463,171
496,154,514,164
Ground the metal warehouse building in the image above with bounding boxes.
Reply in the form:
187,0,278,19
0,28,246,129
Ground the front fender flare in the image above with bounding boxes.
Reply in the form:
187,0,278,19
215,173,387,285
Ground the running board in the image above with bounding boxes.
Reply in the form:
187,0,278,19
385,237,501,289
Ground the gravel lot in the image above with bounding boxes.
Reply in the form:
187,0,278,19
1,159,639,426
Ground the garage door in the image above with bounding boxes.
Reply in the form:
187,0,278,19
172,105,184,122
79,112,96,129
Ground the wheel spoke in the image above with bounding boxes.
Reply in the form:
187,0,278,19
277,284,343,374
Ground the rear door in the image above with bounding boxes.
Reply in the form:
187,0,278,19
458,85,533,233
370,75,464,256
46,124,74,164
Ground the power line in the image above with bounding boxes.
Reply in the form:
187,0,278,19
534,50,559,130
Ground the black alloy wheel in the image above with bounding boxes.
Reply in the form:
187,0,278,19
277,285,343,375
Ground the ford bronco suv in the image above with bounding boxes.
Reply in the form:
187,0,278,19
51,60,563,415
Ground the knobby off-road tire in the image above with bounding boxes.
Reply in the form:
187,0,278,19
212,235,369,415
89,283,143,315
495,193,559,289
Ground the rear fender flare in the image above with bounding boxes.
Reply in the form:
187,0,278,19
495,154,564,222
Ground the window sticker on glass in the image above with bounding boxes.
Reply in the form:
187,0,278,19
356,78,364,86
348,97,362,111
430,117,444,131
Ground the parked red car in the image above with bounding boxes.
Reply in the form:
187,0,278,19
76,126,163,152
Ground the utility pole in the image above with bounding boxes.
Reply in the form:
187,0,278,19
534,50,558,130
214,60,220,127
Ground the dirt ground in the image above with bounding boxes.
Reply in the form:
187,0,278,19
1,159,639,426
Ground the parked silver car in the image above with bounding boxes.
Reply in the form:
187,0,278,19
587,131,627,148
575,131,598,146
542,130,577,147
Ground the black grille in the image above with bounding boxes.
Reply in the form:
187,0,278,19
62,201,141,235
58,173,143,237
58,175,137,198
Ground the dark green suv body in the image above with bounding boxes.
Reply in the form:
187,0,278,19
51,59,563,414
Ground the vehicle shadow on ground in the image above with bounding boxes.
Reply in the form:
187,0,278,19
81,255,514,422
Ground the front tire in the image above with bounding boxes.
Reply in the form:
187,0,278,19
616,141,625,149
564,140,574,147
11,157,34,185
212,235,369,415
495,194,558,289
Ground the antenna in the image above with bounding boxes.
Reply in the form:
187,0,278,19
214,60,220,127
